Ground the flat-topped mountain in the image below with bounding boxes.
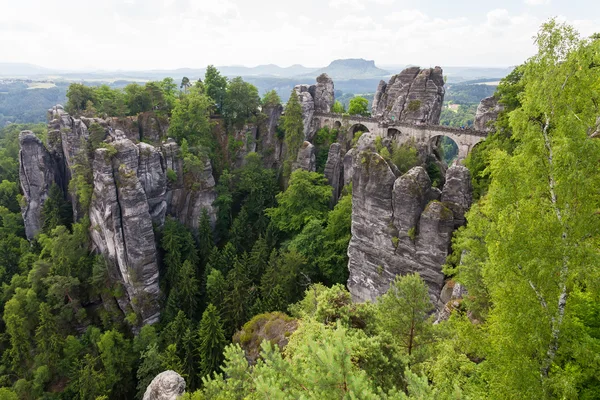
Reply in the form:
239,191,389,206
303,58,390,80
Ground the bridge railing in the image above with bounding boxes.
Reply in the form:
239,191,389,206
313,112,488,138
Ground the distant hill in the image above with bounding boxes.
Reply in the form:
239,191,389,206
302,59,390,80
0,63,59,76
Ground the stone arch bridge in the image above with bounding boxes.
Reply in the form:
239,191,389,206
313,112,488,160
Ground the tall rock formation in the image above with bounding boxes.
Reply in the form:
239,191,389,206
474,96,503,132
371,66,445,124
89,132,162,324
19,131,62,239
293,74,335,141
347,133,472,306
257,103,285,169
324,142,344,205
19,106,218,325
162,139,217,230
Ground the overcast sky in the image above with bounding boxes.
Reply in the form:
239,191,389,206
1,0,598,70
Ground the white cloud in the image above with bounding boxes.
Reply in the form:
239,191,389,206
525,0,550,5
329,0,364,11
0,1,598,70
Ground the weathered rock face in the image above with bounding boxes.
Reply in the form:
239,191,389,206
143,370,186,400
162,139,217,230
371,66,445,124
474,96,503,132
293,141,316,172
89,133,161,324
294,84,316,140
293,74,335,140
347,134,472,306
324,142,344,205
19,131,61,239
19,106,218,325
257,104,285,169
311,73,335,113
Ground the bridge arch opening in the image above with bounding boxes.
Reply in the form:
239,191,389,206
334,121,342,129
429,135,459,165
349,123,369,136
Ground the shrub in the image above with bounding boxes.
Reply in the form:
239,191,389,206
166,168,177,183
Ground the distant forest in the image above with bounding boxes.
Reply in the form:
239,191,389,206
1,78,495,128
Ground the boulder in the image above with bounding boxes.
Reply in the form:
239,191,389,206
143,371,186,400
474,96,503,132
371,66,445,124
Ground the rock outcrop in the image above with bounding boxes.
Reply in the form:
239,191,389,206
162,139,217,230
294,84,316,140
293,141,316,172
19,131,61,239
143,370,186,400
324,143,344,205
293,74,335,140
474,96,503,132
371,66,445,124
311,73,335,113
89,133,161,324
347,134,472,306
19,106,218,325
257,103,285,169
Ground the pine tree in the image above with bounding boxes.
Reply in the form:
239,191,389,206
224,256,254,332
197,304,227,378
161,344,185,378
136,343,162,399
197,209,214,269
41,183,72,233
178,260,200,319
205,268,227,310
375,273,433,358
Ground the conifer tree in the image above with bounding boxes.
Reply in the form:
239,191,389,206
197,304,227,378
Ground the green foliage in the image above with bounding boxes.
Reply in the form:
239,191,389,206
261,90,281,109
453,20,600,398
407,100,422,112
351,130,364,147
348,96,370,116
168,87,213,149
197,304,227,378
332,100,345,113
266,170,332,234
440,103,478,127
65,83,96,115
223,77,260,129
390,140,420,175
166,168,177,183
204,65,228,112
41,183,72,234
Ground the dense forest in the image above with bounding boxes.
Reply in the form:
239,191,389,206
0,21,598,399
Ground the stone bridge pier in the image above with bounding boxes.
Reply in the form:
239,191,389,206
313,112,488,161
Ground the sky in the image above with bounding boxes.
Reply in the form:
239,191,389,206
1,0,598,71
